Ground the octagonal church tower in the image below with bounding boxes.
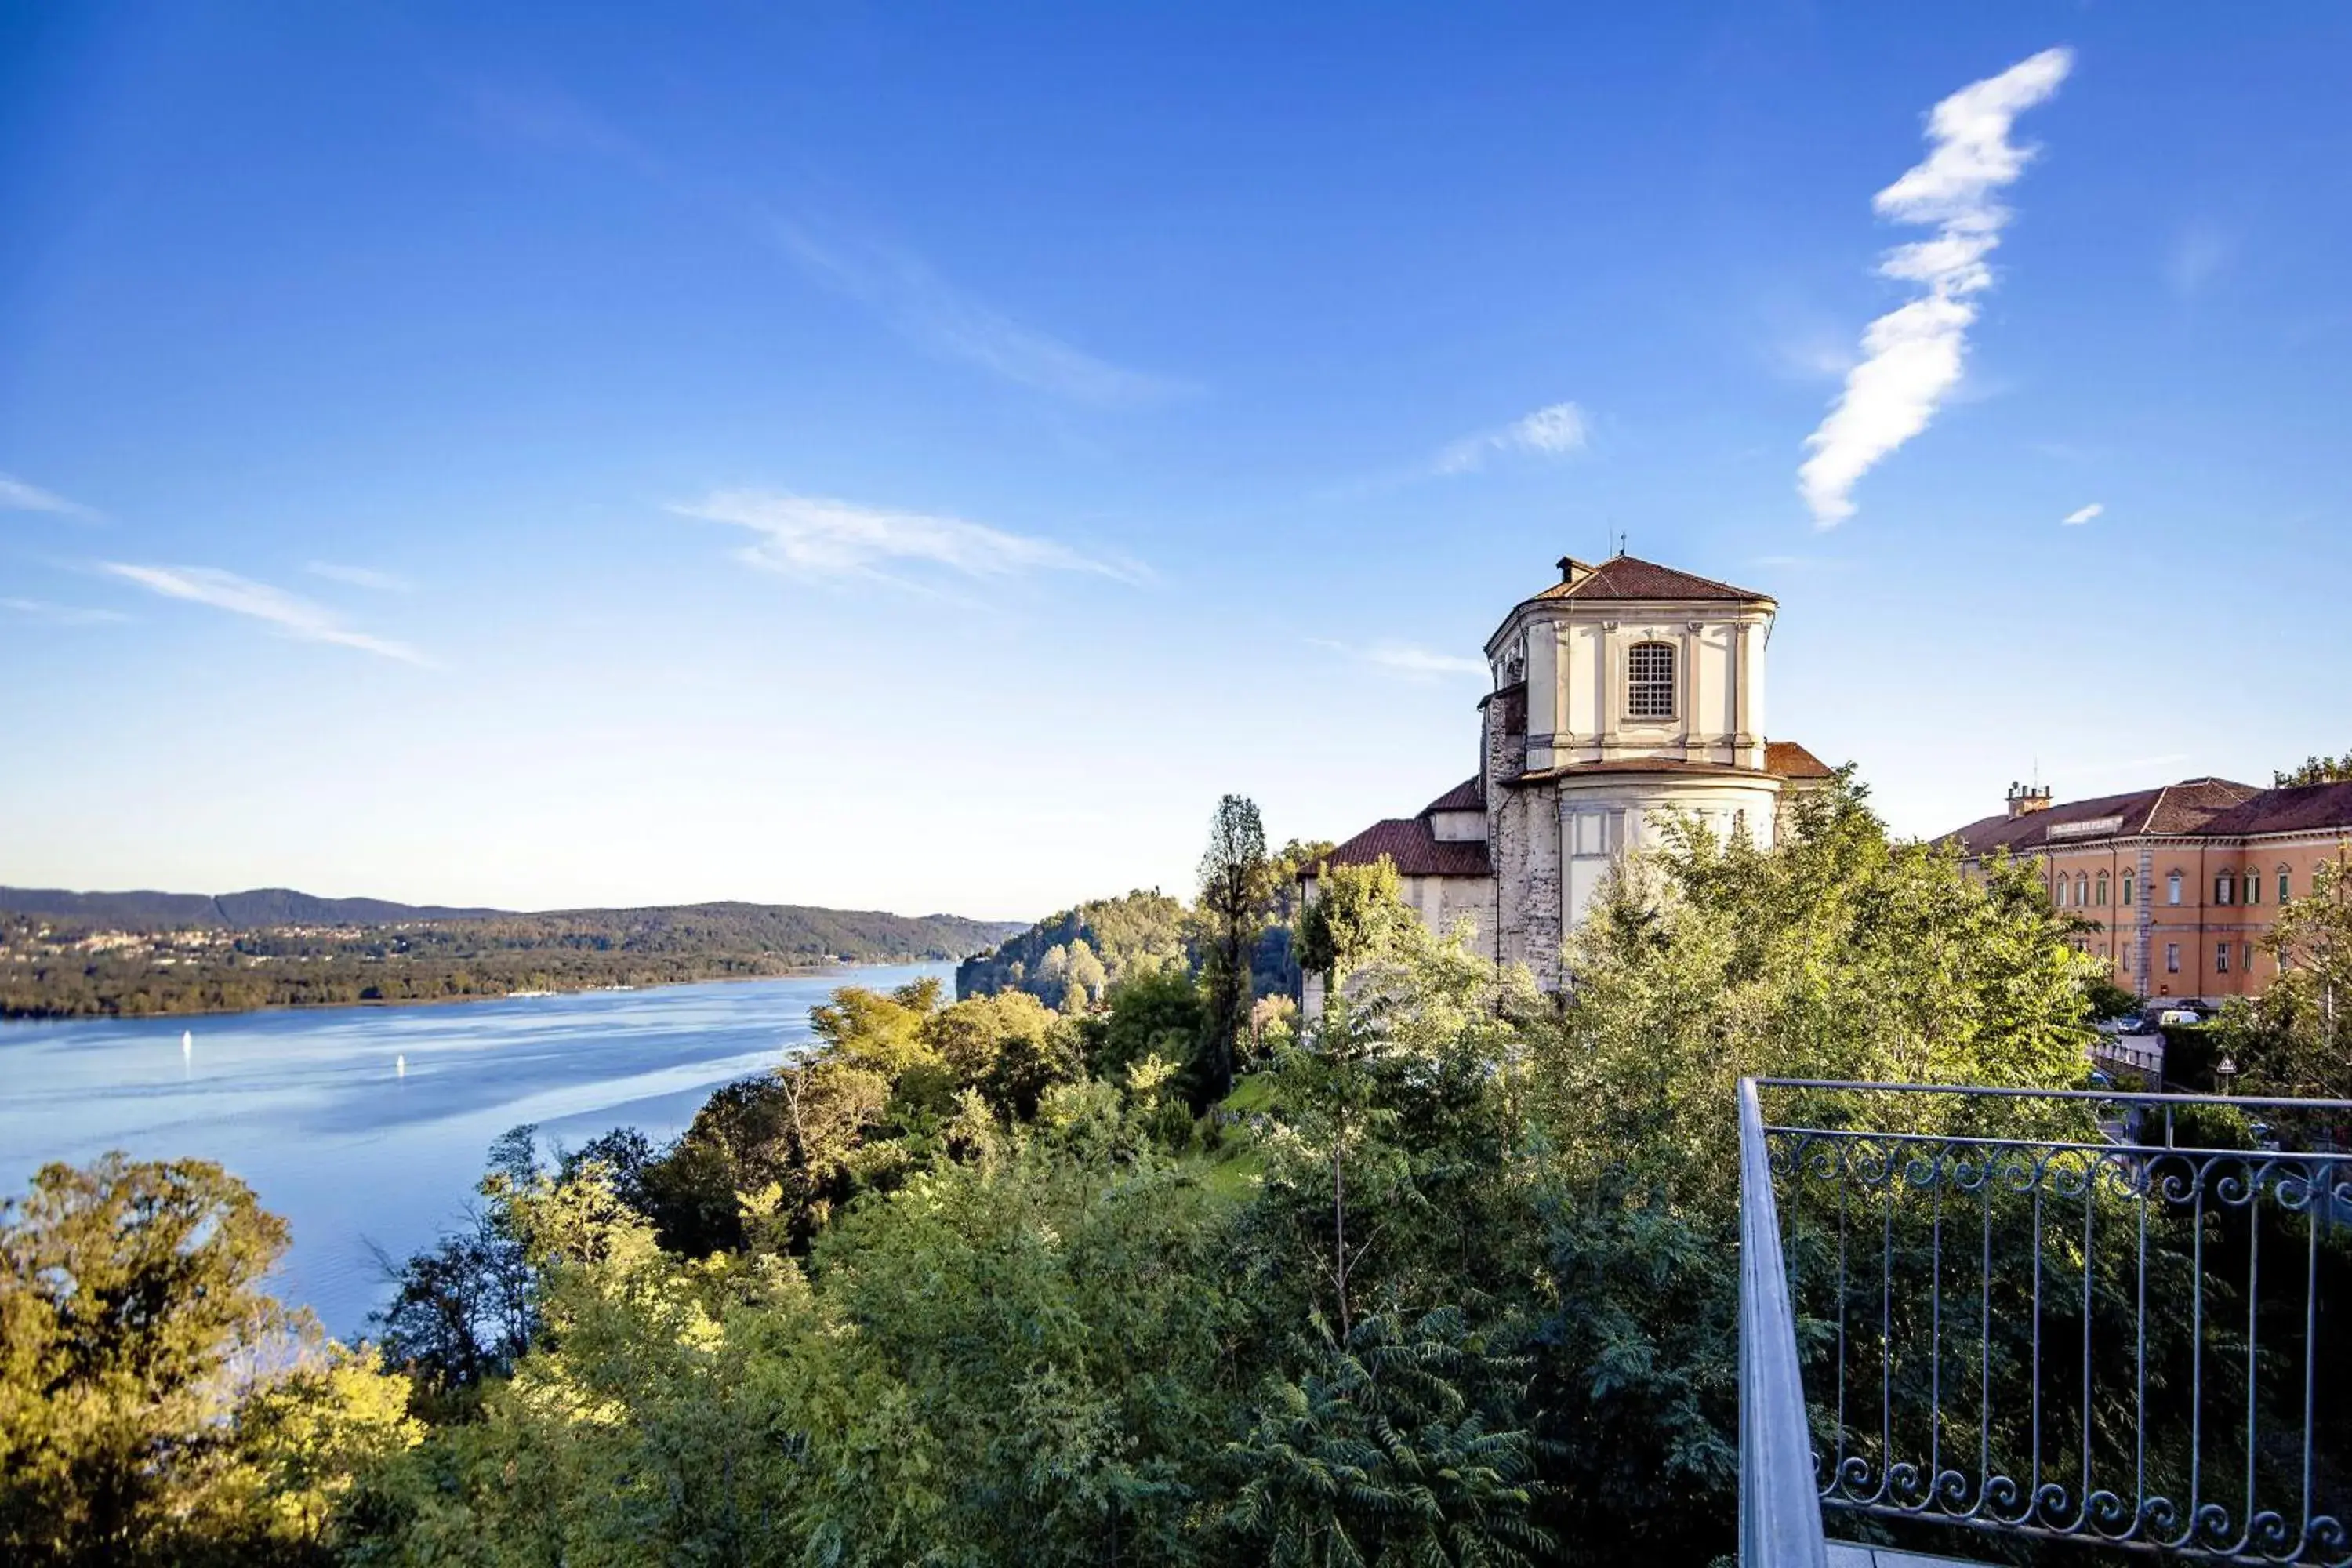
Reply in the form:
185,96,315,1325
1305,552,1831,999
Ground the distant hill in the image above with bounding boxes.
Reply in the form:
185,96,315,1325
0,886,502,929
0,885,1018,956
957,889,1194,1005
0,886,1028,1018
456,902,1027,964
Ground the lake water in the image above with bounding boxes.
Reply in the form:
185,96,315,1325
0,964,949,1338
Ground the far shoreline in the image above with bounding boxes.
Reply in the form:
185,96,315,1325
0,955,973,1028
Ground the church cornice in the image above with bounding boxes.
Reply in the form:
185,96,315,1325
1505,758,1778,787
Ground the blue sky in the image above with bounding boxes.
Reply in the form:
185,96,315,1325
5,3,2349,920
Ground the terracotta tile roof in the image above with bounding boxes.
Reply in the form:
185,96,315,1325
2143,778,2265,833
2195,780,2352,838
1766,740,1835,779
1421,779,1483,813
1319,818,1494,878
1936,777,2265,857
1529,554,1770,605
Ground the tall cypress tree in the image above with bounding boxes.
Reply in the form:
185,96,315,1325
1196,794,1269,1103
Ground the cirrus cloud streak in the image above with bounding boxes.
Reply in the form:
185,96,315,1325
1,471,100,521
1311,637,1487,683
99,564,430,665
1798,48,2072,528
675,491,1144,590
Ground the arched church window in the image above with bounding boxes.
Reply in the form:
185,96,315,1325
2215,873,2234,906
2122,873,2134,906
1627,641,1675,720
2095,872,2109,906
2075,873,2089,907
2244,868,2259,906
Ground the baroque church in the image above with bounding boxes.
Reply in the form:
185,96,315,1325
1305,552,1833,999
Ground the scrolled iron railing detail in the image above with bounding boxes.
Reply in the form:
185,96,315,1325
1755,1080,2352,1567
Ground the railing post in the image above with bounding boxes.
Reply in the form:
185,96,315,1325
1740,1076,1828,1568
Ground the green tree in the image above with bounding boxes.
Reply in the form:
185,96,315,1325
1197,794,1271,1104
1087,964,1207,1080
1513,776,2103,1561
2274,748,2352,786
370,1203,534,1404
2222,853,2352,1099
1062,938,1108,1009
1294,856,1418,990
1226,1309,1551,1568
1536,778,2096,1203
1,1155,416,1566
1,1155,293,1562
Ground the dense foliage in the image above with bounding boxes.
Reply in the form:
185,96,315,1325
2215,853,2352,1101
0,902,1023,1019
0,1156,419,1566
0,886,498,928
2274,748,2352,786
13,779,2269,1566
953,835,1333,1017
953,888,1194,1005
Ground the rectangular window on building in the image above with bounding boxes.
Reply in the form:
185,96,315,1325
2245,875,2259,906
2244,941,2256,971
2281,870,2292,902
1626,642,1675,720
2165,943,2180,974
2122,874,2134,906
2216,942,2230,974
2167,873,2183,906
2214,874,2234,906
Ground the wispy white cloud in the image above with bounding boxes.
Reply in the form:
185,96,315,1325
1434,401,1589,475
2167,223,2235,298
463,82,656,170
675,491,1143,590
2048,750,2194,790
0,471,100,521
2061,502,2103,526
1799,48,2072,528
99,564,430,664
1,597,129,626
456,75,1172,409
1310,637,1487,683
775,223,1183,405
1772,336,1860,382
307,561,414,593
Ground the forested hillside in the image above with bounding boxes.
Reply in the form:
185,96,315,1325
0,885,500,927
0,892,1024,1019
953,889,1192,1005
956,837,1329,1008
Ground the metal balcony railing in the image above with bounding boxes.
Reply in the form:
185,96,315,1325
1740,1076,1831,1567
1739,1077,2352,1567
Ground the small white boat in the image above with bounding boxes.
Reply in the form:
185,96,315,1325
181,1029,192,1057
395,1054,407,1079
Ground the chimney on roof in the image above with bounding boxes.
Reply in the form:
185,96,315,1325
1556,555,1595,586
2006,781,2053,818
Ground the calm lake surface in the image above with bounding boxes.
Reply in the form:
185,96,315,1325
0,964,949,1338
